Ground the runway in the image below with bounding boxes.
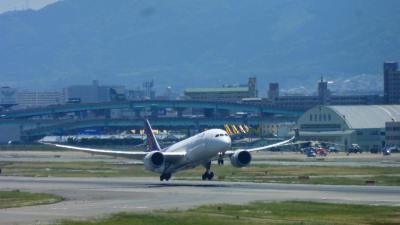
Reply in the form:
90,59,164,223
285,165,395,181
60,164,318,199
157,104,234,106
1,176,400,225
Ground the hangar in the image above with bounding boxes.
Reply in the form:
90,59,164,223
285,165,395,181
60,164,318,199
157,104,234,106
297,105,400,151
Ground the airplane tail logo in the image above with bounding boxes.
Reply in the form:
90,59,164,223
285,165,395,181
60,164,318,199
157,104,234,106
144,119,161,151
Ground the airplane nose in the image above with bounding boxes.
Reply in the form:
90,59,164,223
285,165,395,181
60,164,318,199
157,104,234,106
221,136,231,149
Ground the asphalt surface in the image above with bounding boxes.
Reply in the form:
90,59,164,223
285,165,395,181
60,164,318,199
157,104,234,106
0,176,400,225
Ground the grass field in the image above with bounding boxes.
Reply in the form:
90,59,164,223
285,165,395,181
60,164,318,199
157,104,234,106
58,201,400,225
2,161,400,186
0,190,63,209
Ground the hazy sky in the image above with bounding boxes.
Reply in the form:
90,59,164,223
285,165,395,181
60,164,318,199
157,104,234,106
0,0,58,14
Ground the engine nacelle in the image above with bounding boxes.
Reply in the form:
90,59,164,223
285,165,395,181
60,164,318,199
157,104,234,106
230,150,252,168
144,151,165,173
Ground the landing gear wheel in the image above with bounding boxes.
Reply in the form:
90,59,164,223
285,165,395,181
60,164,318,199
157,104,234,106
202,172,214,180
208,172,214,180
202,161,214,181
160,173,171,181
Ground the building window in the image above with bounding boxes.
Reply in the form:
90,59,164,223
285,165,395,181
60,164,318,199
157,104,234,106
328,114,331,121
309,114,313,121
370,130,379,135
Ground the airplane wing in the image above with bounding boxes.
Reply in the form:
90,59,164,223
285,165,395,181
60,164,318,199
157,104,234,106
224,128,300,156
41,142,185,162
244,136,295,152
224,136,295,155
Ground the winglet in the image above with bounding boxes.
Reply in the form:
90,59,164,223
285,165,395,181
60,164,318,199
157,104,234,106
144,119,161,151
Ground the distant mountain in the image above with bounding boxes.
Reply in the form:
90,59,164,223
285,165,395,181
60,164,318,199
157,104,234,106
0,0,399,93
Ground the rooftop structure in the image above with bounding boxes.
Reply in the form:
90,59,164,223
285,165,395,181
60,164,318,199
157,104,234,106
63,80,125,103
384,61,400,104
16,91,63,109
184,77,257,102
327,105,400,129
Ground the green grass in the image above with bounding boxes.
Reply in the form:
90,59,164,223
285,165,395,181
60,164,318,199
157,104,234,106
0,144,64,151
0,190,63,209
1,161,155,177
2,161,400,186
57,201,400,225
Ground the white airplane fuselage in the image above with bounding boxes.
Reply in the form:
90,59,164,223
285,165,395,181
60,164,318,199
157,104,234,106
160,129,231,174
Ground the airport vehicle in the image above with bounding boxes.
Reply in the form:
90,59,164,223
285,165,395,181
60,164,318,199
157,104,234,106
382,147,391,156
348,144,362,154
328,146,339,153
302,147,317,157
43,120,297,181
316,147,328,156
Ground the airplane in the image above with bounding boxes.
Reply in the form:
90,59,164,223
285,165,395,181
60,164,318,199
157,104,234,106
42,120,298,181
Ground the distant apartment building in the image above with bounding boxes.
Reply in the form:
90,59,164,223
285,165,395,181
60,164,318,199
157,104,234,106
16,91,63,108
384,61,400,104
126,81,156,101
0,86,17,109
64,80,125,103
267,83,279,100
1,86,63,109
317,77,330,105
184,77,257,102
266,78,382,111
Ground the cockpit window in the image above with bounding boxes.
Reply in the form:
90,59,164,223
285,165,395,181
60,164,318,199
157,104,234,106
215,134,220,137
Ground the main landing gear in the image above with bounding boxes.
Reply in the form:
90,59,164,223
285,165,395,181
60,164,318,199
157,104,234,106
160,173,171,181
202,161,214,180
202,171,214,180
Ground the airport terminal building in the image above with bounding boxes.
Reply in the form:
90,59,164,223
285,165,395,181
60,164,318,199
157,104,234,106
297,105,400,151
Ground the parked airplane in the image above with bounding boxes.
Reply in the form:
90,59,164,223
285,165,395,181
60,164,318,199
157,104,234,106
42,120,298,181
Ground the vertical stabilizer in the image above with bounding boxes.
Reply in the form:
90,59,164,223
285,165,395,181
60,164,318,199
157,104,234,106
144,119,161,151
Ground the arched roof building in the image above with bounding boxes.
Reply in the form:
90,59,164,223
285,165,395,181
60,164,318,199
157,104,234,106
297,105,400,151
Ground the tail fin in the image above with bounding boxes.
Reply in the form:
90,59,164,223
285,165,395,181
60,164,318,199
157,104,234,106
144,119,161,151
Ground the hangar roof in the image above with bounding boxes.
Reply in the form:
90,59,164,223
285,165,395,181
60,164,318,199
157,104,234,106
328,105,400,129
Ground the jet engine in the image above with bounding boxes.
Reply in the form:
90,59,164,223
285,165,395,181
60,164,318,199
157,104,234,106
230,150,252,168
144,151,165,173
